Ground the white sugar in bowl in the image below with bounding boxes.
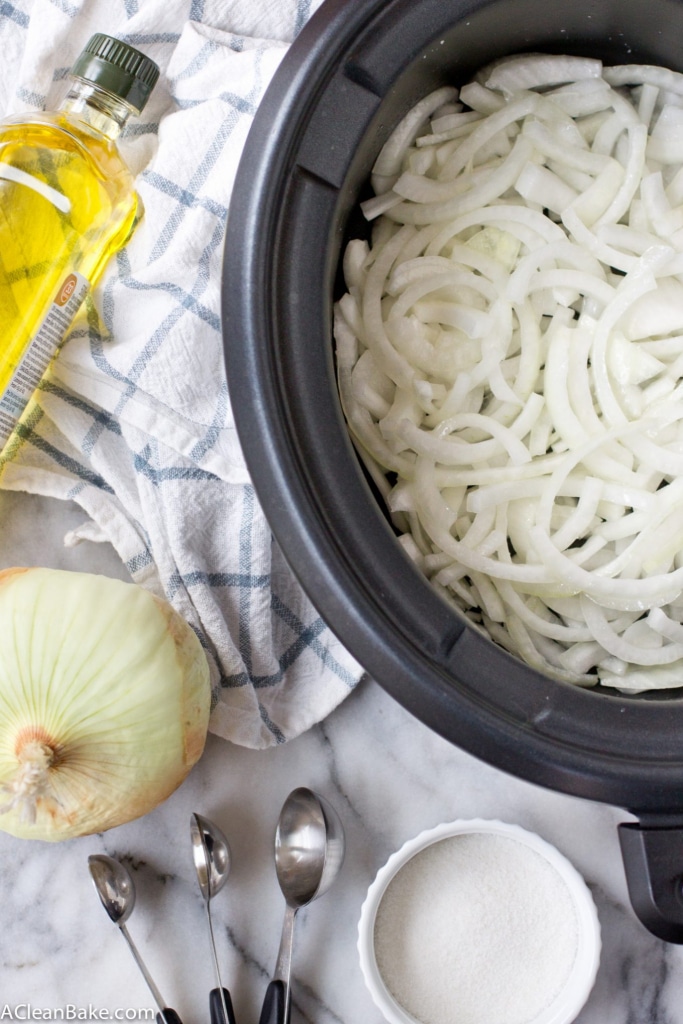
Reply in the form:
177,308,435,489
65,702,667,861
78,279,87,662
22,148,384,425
358,819,601,1024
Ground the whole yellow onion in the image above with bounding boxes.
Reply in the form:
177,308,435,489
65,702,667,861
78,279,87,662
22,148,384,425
0,567,211,841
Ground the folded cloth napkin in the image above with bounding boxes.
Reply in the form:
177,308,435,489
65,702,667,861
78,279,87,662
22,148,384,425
0,0,365,748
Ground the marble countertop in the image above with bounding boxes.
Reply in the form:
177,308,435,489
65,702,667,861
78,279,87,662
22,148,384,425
1,490,682,1024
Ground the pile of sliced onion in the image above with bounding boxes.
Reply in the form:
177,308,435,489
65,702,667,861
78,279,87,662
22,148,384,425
334,53,683,692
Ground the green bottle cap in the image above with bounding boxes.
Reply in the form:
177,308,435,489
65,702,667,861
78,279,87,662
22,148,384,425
70,34,160,114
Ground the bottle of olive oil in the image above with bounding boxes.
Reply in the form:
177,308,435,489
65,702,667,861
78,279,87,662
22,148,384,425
0,34,159,451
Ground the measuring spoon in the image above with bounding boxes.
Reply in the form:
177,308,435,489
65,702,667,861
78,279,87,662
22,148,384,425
258,787,345,1024
88,854,183,1024
190,813,237,1024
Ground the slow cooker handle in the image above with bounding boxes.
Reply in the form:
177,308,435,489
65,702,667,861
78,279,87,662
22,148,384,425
618,822,683,943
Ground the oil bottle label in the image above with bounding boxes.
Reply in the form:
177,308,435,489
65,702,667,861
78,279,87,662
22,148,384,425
0,271,89,450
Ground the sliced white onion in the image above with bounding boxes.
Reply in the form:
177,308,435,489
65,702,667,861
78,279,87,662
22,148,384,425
334,52,683,690
514,161,578,214
603,64,683,96
373,86,459,178
485,54,603,94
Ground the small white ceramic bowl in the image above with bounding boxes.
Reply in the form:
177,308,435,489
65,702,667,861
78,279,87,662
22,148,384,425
358,819,601,1024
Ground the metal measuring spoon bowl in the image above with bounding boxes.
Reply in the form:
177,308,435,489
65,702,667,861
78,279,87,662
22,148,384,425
190,813,237,1024
258,787,346,1024
88,854,183,1024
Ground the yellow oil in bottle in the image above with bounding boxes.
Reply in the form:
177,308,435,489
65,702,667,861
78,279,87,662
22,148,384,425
0,34,159,452
0,116,137,381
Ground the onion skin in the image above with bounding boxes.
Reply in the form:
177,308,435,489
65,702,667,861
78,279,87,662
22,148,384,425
0,567,211,841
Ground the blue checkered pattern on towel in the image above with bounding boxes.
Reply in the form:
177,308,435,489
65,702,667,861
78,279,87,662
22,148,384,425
0,0,363,749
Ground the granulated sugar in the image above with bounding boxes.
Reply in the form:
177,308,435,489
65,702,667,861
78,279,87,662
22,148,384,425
373,832,579,1024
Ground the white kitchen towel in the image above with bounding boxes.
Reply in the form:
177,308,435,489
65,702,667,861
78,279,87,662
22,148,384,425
0,0,365,748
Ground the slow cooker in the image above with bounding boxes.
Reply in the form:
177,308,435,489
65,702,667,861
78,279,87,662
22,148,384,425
222,0,683,942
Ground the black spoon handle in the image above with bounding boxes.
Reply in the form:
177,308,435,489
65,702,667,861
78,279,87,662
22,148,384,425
210,986,237,1024
156,1011,183,1024
257,980,287,1024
